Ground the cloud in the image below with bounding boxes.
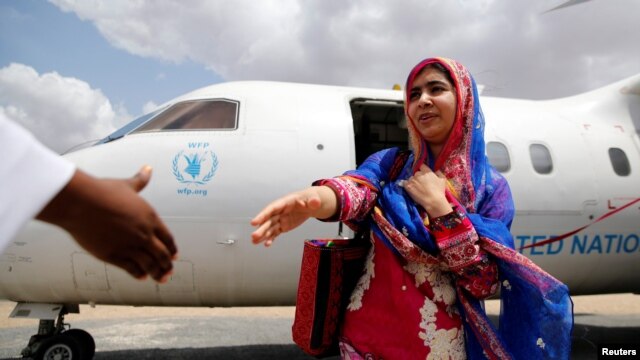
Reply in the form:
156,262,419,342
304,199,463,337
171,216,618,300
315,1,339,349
49,0,640,99
0,63,130,153
142,100,159,114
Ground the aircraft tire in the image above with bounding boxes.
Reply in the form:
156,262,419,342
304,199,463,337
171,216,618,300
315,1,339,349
65,329,95,359
34,334,83,360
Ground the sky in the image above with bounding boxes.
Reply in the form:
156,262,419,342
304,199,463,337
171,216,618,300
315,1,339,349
1,0,639,153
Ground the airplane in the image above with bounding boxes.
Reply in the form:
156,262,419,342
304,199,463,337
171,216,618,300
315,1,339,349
0,72,638,359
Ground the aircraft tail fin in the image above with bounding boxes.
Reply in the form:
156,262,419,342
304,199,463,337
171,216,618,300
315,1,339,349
618,74,640,97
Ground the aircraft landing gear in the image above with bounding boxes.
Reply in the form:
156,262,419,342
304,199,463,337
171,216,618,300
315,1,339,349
13,303,95,360
62,329,95,359
32,332,82,360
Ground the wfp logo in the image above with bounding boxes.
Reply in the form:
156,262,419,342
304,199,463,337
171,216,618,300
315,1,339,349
172,150,218,185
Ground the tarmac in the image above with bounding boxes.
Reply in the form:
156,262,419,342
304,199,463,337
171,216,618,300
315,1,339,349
0,293,638,359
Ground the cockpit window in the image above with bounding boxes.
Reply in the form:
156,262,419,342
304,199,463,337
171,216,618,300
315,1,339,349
133,99,239,133
100,108,164,144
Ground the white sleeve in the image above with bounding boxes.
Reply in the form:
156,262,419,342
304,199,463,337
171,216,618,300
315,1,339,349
0,114,76,249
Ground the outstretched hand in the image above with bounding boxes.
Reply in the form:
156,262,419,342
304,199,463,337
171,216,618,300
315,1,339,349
251,186,338,247
37,166,178,283
250,189,322,247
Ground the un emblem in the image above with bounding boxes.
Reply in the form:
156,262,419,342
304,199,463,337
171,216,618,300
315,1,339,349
172,150,219,185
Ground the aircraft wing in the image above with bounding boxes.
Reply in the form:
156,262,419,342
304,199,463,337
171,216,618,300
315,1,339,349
544,0,593,13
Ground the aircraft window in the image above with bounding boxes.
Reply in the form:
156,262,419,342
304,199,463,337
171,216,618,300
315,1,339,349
132,99,238,132
608,148,631,176
486,141,511,172
530,144,553,174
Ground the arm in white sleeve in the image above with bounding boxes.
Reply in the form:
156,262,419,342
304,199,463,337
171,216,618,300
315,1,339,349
0,114,76,248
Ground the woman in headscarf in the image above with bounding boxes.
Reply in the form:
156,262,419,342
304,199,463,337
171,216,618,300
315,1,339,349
251,57,573,359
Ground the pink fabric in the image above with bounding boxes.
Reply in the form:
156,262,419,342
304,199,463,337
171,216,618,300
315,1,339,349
320,176,498,358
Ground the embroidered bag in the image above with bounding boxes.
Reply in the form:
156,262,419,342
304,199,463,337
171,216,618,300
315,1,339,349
291,234,369,357
292,150,409,358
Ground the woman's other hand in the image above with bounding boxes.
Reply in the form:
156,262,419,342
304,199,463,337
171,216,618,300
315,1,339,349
402,164,453,218
250,186,337,247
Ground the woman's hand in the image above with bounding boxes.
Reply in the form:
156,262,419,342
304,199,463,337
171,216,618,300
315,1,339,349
401,164,453,218
251,186,337,247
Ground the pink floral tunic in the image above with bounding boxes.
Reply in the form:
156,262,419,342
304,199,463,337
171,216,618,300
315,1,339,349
316,177,499,359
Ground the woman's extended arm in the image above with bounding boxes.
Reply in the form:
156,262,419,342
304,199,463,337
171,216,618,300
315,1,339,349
251,186,338,246
252,149,397,246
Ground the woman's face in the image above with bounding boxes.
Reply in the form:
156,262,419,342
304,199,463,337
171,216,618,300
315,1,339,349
407,66,457,148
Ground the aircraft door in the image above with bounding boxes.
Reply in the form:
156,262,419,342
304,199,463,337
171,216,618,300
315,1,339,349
350,99,407,166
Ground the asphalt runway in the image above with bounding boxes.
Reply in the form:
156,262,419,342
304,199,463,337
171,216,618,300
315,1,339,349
0,294,638,359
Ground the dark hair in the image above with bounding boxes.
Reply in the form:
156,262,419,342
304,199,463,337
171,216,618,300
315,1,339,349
422,62,454,86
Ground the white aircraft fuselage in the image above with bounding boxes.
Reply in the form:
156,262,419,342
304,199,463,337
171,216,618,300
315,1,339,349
1,76,639,308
